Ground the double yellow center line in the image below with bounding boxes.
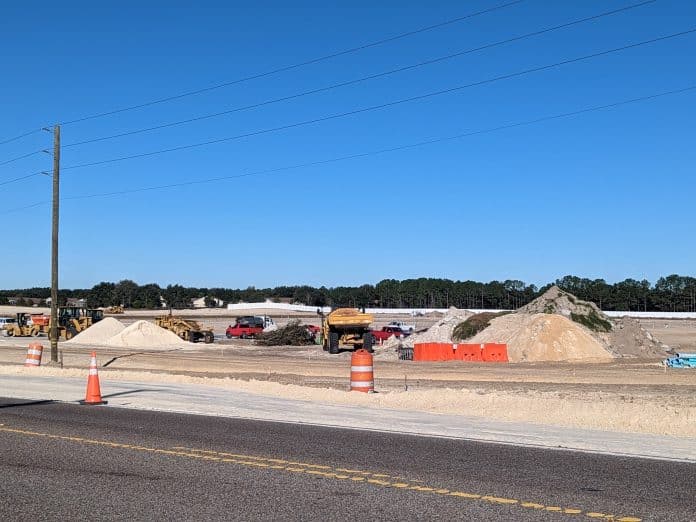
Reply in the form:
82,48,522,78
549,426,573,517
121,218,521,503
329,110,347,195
0,425,640,521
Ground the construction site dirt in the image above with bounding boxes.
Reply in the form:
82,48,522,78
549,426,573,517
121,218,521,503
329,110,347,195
1,313,695,438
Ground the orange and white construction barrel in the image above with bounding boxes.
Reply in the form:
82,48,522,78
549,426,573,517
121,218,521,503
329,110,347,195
350,349,374,392
24,343,43,367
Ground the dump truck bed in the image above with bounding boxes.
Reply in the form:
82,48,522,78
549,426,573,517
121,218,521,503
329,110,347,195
326,308,373,328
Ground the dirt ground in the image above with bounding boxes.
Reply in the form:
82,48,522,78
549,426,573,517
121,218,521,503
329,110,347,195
2,309,694,437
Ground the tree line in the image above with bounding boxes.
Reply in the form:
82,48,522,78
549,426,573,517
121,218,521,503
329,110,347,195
1,274,695,312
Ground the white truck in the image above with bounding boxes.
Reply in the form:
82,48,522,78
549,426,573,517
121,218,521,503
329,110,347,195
386,320,415,334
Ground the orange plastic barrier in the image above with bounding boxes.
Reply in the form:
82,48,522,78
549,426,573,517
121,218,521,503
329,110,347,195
350,349,374,392
453,343,483,362
482,343,509,362
413,343,454,361
24,343,43,367
414,343,507,362
435,343,454,361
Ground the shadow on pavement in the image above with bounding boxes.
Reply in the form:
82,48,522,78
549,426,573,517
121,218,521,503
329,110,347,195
0,399,55,409
100,389,151,399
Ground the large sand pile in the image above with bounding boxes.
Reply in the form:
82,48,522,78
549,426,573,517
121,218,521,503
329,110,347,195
519,285,603,318
104,320,188,348
458,287,667,361
65,317,125,344
470,313,614,362
402,307,473,347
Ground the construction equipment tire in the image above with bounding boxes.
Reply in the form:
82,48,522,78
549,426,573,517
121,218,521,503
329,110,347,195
329,332,339,354
5,329,13,337
204,332,214,344
363,332,374,353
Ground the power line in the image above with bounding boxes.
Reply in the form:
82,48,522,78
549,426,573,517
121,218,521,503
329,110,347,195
0,171,47,187
58,27,696,173
62,0,657,149
58,0,524,126
4,84,693,215
0,128,45,147
0,149,45,167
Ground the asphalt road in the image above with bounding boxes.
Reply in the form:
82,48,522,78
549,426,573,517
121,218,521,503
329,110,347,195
0,398,693,521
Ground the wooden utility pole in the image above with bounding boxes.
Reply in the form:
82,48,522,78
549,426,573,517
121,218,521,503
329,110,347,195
50,125,60,362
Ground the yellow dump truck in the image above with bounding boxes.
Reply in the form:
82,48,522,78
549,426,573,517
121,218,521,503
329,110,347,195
322,308,374,354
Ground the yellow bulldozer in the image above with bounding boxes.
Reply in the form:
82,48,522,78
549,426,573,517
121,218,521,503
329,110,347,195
105,305,124,314
155,314,214,343
2,313,42,338
321,308,374,354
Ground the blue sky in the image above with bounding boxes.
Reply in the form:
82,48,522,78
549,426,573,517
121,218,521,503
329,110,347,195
1,0,695,289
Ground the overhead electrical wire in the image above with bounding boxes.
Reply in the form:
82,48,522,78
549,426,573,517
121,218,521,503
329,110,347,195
0,149,45,167
0,0,523,169
57,0,525,126
0,128,45,147
54,27,696,173
0,171,47,187
3,84,693,215
61,0,657,149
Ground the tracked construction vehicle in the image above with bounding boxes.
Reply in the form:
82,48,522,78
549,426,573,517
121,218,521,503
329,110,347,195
156,314,214,343
322,308,374,354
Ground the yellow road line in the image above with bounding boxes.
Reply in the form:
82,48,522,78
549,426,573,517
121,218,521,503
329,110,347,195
0,426,641,521
176,447,410,483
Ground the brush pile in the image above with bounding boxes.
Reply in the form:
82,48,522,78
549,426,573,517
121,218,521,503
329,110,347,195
256,320,315,346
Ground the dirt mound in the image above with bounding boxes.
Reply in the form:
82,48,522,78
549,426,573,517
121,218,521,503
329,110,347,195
604,316,669,357
403,307,474,347
519,286,612,332
65,317,125,344
105,320,188,348
470,313,614,362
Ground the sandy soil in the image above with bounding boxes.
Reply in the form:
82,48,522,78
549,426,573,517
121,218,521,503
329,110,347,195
3,308,694,437
1,332,695,437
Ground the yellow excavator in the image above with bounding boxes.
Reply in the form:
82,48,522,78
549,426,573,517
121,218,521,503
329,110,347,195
321,308,374,354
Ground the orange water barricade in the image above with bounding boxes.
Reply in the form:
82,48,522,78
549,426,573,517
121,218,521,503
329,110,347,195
350,349,374,392
453,343,483,362
482,343,509,362
413,343,454,361
434,343,454,361
24,343,43,367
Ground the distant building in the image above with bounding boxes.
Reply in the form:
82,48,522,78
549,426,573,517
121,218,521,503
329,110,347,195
6,297,44,306
44,297,86,307
191,297,224,309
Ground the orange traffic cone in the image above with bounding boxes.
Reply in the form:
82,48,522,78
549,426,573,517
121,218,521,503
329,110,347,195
81,351,107,405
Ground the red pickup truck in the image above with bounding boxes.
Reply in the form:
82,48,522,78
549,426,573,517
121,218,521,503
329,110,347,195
370,326,408,343
226,324,263,339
